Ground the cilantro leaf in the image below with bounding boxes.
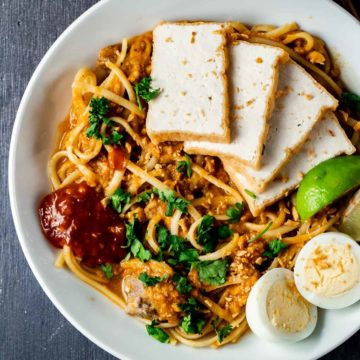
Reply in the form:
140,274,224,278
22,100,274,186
130,239,152,262
168,235,185,254
197,215,214,243
245,189,257,199
138,272,168,286
178,248,199,263
136,190,153,204
179,297,200,313
125,218,152,262
226,202,244,223
101,130,123,145
180,313,205,334
263,238,288,258
155,225,198,266
156,224,170,249
195,259,229,286
341,92,360,114
215,324,233,343
153,188,189,216
86,122,99,138
86,97,113,142
176,154,192,178
248,221,273,243
134,77,161,111
124,217,137,247
110,188,131,213
196,215,218,254
100,264,113,279
217,225,233,239
196,216,234,253
146,321,169,343
173,274,193,294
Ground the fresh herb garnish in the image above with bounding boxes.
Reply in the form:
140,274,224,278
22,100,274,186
156,224,170,249
178,248,199,263
153,188,189,216
194,259,229,286
180,313,205,334
125,218,151,262
215,324,233,343
226,202,244,223
146,321,170,343
341,92,360,114
176,154,192,178
86,97,110,139
263,238,288,258
179,297,200,313
179,298,205,335
86,97,120,144
110,188,131,213
136,190,153,204
197,215,216,253
245,189,257,199
217,225,233,239
248,221,273,243
134,77,161,111
173,273,193,294
100,264,113,279
138,272,168,287
196,216,233,253
101,130,123,145
155,225,199,266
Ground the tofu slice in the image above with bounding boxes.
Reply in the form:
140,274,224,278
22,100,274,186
226,59,338,193
225,112,355,216
184,41,288,169
146,22,230,144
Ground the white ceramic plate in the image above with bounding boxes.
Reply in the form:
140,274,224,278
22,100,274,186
9,0,360,359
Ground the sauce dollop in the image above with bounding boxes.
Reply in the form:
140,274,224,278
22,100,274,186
38,182,126,266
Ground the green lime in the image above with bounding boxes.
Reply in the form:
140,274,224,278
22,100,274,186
339,189,360,240
296,156,360,221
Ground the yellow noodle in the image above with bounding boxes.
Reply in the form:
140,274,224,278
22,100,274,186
54,250,65,268
261,22,298,38
170,209,182,236
192,163,243,202
75,83,143,117
116,38,128,66
283,31,315,52
146,214,162,253
106,61,136,103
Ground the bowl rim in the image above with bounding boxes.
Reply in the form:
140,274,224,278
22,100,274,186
8,0,360,359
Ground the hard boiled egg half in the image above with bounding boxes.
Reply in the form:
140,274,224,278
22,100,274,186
246,268,317,343
294,232,360,309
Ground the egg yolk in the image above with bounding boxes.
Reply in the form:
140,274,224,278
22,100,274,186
266,278,311,333
302,243,359,297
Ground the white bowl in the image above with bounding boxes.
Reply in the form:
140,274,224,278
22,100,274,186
9,0,360,359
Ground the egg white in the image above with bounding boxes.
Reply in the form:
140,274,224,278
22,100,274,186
294,232,360,310
246,268,317,343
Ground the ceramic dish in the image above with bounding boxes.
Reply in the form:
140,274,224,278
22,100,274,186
9,0,360,359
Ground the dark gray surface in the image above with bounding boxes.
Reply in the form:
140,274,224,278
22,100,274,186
0,0,359,359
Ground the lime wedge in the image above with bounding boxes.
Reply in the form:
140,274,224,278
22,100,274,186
296,156,360,221
339,189,360,240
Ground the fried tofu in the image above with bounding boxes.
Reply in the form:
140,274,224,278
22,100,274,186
184,41,288,169
147,22,230,144
225,60,338,193
225,112,355,216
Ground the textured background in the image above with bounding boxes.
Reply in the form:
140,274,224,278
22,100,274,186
0,0,359,359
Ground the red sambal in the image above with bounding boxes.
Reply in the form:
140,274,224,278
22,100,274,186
38,182,126,266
